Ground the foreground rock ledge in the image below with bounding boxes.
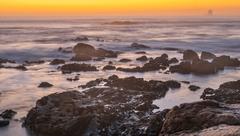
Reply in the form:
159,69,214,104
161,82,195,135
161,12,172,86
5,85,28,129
24,89,167,136
24,76,182,136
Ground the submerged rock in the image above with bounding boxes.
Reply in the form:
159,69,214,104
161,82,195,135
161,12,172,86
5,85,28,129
0,58,15,64
50,59,65,65
0,109,17,119
130,43,150,49
119,58,132,63
66,76,79,82
38,82,53,88
1,65,27,71
103,65,116,70
135,51,146,54
72,36,89,42
25,60,45,65
61,63,98,74
58,47,73,53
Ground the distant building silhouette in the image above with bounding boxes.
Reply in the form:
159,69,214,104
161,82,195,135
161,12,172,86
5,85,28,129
208,9,213,16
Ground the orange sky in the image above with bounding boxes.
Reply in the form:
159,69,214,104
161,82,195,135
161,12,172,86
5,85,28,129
1,0,240,16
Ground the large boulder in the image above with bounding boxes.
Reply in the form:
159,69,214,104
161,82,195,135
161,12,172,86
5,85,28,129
201,51,216,60
72,43,118,61
183,50,199,61
160,100,240,134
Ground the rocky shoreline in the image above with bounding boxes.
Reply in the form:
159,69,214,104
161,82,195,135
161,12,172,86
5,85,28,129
1,42,240,136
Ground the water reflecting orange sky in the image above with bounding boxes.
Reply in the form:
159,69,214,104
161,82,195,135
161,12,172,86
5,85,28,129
1,0,240,16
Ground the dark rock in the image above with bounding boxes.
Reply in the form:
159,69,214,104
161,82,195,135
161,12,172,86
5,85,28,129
103,65,116,70
50,59,65,65
135,51,146,54
14,65,28,71
71,56,92,61
73,43,95,54
169,62,191,74
161,100,240,134
212,55,240,69
201,51,216,60
130,43,150,49
24,84,168,136
81,76,181,97
1,65,28,71
136,56,148,61
189,85,201,91
183,50,199,61
191,59,216,74
201,80,240,104
0,58,15,64
181,81,190,84
219,80,240,90
72,36,89,42
0,109,17,119
61,63,98,74
0,120,9,127
117,56,170,73
25,60,45,65
119,58,132,63
168,57,179,64
170,60,217,75
117,63,165,73
72,43,118,61
160,47,181,51
108,61,113,65
67,76,79,82
165,80,181,89
38,82,53,88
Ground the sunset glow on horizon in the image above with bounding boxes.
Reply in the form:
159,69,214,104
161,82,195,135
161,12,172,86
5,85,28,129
1,0,240,17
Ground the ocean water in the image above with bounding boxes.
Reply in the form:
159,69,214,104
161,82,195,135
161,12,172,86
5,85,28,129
0,17,240,136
